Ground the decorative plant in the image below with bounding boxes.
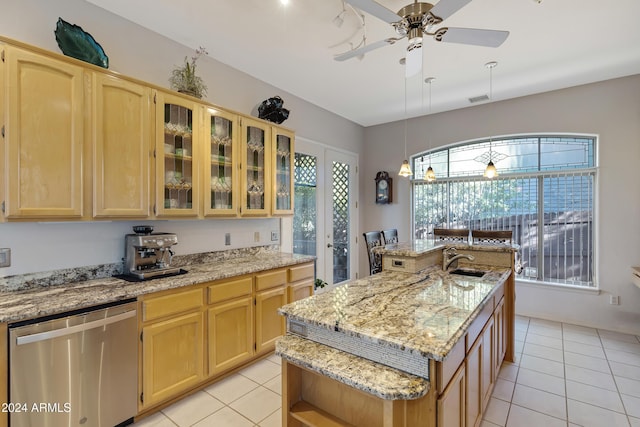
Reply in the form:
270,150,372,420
314,278,328,290
169,46,208,99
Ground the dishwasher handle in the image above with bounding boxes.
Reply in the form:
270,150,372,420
16,310,136,346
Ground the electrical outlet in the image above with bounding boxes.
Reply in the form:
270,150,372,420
0,248,11,268
271,231,279,241
254,231,260,242
610,295,619,305
225,233,231,246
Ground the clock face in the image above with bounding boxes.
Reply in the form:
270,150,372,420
378,180,388,190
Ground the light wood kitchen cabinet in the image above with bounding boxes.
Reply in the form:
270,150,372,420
437,363,465,427
92,73,152,218
481,316,495,410
255,269,287,354
140,288,205,410
240,116,270,216
203,107,238,216
1,323,7,427
154,91,201,217
466,335,482,427
207,276,254,375
287,262,314,303
494,297,506,377
3,45,84,219
271,127,294,215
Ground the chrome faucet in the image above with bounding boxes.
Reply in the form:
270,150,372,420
442,247,475,270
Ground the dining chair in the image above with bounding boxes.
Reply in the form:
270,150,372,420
471,230,513,245
433,228,470,243
362,231,384,275
381,229,398,245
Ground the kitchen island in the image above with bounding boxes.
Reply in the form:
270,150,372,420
277,241,516,427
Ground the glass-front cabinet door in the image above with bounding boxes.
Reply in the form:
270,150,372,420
155,91,200,217
240,117,270,216
204,107,237,216
271,127,294,215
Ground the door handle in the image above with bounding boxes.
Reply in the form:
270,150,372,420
327,243,333,248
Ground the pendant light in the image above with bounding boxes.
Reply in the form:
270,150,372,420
398,76,413,177
423,76,436,182
484,61,498,179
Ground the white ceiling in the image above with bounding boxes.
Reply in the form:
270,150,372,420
85,0,640,127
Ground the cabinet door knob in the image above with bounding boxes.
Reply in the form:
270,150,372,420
327,243,333,248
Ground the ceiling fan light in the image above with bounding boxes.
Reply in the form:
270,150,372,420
484,160,498,179
424,166,436,182
398,160,413,177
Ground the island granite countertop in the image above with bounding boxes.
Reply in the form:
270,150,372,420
278,263,510,362
0,251,314,324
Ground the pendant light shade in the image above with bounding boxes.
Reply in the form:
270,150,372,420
424,165,436,182
484,160,498,179
399,160,413,177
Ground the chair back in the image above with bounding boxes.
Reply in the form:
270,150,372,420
472,230,512,245
433,228,469,243
381,229,398,245
362,231,384,275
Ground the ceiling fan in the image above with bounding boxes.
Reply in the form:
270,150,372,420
335,0,509,77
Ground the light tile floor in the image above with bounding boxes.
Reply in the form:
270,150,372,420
133,316,640,427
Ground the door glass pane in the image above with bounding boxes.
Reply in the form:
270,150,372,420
275,135,292,211
332,161,350,284
210,115,233,210
246,126,265,210
293,153,317,257
163,103,193,209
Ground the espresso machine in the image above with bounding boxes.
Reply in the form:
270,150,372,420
124,226,182,280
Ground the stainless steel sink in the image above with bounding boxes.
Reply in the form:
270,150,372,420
450,268,486,278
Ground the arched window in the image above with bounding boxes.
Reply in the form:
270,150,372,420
412,135,596,287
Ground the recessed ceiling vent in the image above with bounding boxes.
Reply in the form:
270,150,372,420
469,94,489,104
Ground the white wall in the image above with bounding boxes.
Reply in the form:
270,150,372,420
0,0,363,277
362,75,640,335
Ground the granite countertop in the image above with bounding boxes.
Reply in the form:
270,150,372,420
374,239,519,257
279,264,510,362
0,251,314,324
276,334,430,401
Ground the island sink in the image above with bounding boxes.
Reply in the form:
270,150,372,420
450,268,487,277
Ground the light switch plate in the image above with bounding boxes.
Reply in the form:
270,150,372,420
0,248,11,268
271,231,279,241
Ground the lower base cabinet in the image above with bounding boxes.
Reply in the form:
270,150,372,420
138,262,314,414
437,364,466,427
208,292,254,375
255,285,287,354
141,311,205,409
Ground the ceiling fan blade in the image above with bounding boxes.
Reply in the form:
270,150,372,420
334,38,400,61
429,0,473,20
344,0,401,24
436,27,509,47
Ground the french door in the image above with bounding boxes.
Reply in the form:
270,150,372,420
293,138,358,287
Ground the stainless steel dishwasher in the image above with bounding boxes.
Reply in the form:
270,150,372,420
9,299,138,427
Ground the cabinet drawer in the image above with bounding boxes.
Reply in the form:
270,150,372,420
466,299,494,353
255,269,287,291
142,288,204,322
208,277,253,304
288,263,314,283
437,333,466,394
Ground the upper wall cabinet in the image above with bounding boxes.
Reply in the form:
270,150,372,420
2,45,84,219
204,107,238,217
271,127,294,215
155,91,201,218
92,73,152,218
240,117,270,217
